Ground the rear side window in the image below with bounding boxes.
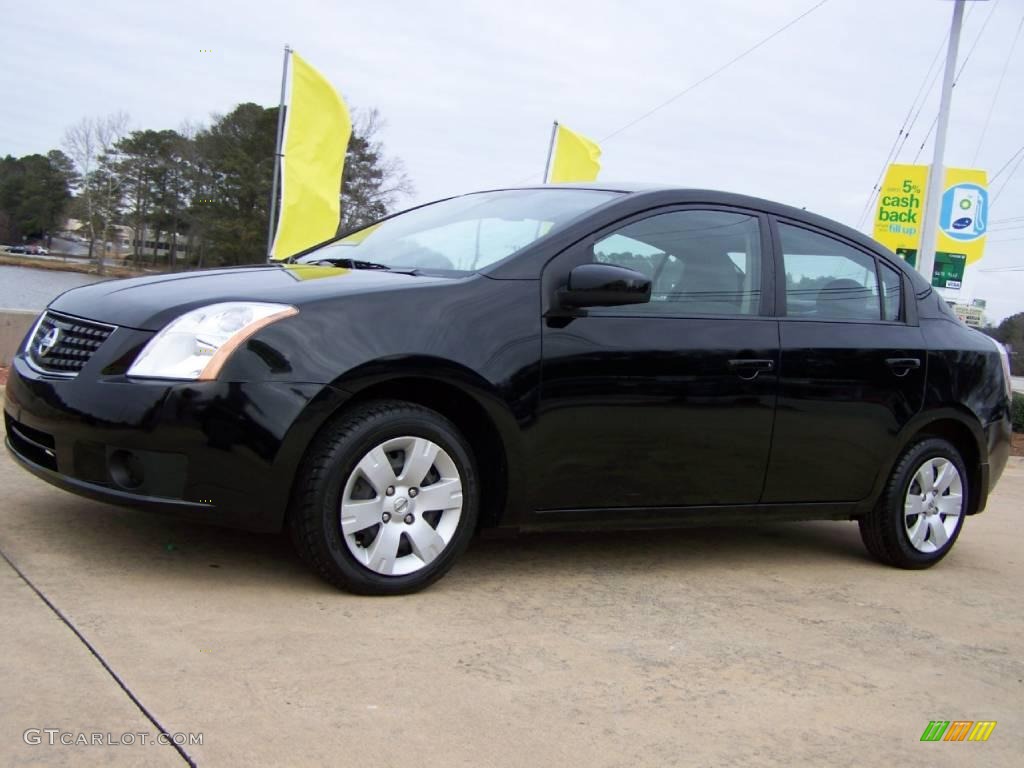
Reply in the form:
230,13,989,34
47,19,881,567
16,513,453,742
779,224,881,321
592,209,762,316
879,261,903,321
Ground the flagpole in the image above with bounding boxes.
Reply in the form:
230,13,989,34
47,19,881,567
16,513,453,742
542,120,558,184
266,44,291,261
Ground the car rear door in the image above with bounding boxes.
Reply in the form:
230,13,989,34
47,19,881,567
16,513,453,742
529,206,780,512
761,218,926,503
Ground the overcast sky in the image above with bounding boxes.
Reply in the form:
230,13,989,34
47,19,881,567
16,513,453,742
3,0,1022,321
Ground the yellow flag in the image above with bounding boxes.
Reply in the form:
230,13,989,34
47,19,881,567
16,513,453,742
270,52,352,260
549,123,601,183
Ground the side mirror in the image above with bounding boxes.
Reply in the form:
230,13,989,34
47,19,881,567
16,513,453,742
560,263,652,308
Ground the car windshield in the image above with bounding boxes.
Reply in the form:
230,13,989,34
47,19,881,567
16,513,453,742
295,188,620,272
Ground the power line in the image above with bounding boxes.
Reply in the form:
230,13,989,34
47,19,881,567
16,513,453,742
872,2,984,188
856,2,987,228
855,31,950,229
973,14,1023,166
956,0,1000,77
992,149,1024,204
514,0,833,184
892,3,987,170
991,143,1024,183
912,0,1001,164
597,0,832,144
890,41,948,165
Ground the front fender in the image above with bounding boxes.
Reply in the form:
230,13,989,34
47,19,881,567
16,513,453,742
329,356,530,527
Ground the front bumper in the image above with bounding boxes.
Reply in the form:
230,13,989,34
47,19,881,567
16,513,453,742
4,352,342,532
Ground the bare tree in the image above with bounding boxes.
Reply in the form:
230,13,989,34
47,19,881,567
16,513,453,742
62,118,96,243
339,108,414,231
63,112,129,275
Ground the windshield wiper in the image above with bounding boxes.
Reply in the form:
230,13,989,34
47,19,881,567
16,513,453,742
304,257,420,275
311,257,390,270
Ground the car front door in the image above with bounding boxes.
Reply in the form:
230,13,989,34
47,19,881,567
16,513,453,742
529,206,779,513
761,218,926,503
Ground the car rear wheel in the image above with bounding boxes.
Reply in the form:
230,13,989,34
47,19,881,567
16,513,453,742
859,437,967,568
289,400,478,594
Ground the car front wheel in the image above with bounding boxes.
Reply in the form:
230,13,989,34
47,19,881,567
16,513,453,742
859,437,968,568
289,400,478,594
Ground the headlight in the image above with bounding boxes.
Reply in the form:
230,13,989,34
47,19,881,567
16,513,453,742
127,302,298,380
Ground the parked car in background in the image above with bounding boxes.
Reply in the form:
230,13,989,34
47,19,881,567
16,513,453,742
4,185,1014,594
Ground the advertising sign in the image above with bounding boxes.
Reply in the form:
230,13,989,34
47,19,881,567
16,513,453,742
933,167,988,290
873,165,988,290
872,164,929,268
932,251,967,290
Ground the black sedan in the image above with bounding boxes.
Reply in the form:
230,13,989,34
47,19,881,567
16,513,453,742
4,185,1014,594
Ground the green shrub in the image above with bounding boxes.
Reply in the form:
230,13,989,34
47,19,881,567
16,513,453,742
1013,392,1024,433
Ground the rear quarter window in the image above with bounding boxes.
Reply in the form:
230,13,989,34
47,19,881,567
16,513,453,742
879,261,903,321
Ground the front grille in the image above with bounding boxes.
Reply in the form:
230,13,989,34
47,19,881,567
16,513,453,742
27,310,116,376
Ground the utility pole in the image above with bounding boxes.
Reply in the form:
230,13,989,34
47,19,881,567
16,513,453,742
917,0,966,294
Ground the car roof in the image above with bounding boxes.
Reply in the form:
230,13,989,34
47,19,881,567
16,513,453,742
491,181,843,222
481,182,864,227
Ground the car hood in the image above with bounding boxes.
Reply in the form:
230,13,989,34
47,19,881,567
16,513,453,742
49,263,450,330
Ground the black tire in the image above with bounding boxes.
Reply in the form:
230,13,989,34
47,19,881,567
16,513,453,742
858,437,968,569
289,400,479,595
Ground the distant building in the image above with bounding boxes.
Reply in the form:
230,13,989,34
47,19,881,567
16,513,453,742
62,219,188,261
61,219,130,254
129,227,189,260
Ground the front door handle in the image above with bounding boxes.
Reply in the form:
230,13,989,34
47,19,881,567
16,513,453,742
728,359,775,380
886,357,921,377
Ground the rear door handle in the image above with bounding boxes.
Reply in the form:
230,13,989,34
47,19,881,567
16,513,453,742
886,357,921,377
728,359,775,380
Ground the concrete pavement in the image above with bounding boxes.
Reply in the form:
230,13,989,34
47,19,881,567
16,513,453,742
1,310,37,367
1,409,1022,766
0,561,182,767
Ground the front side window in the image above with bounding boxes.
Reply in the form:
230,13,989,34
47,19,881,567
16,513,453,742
780,224,881,321
296,189,619,272
591,209,762,315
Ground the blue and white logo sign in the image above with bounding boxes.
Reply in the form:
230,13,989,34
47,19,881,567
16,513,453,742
939,183,987,242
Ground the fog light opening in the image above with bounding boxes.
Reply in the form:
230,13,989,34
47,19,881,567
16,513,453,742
109,449,145,490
